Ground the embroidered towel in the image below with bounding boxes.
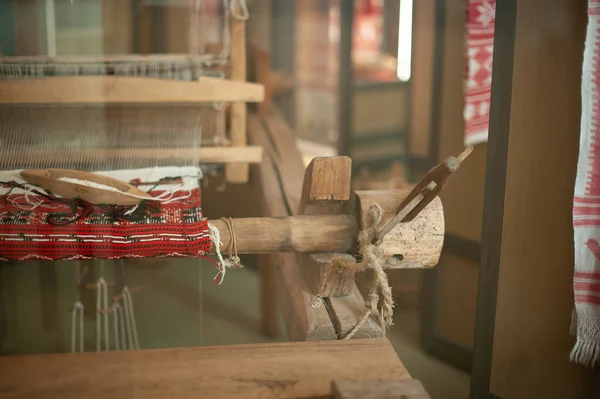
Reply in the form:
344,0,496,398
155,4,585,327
571,0,600,368
464,0,495,146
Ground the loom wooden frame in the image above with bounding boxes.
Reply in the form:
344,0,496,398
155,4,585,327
0,2,256,183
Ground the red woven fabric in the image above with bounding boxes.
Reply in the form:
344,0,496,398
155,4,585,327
0,187,210,262
464,0,495,146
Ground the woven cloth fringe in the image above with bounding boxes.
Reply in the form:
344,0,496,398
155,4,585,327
571,0,600,369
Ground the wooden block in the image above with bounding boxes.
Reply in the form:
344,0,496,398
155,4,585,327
355,189,444,267
328,285,383,339
300,253,356,297
332,379,430,399
299,156,352,215
298,157,357,298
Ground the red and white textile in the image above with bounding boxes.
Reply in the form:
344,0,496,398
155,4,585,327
571,0,600,368
0,167,211,262
464,0,495,146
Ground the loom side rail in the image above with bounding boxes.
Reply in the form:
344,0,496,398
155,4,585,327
0,76,264,104
2,147,264,169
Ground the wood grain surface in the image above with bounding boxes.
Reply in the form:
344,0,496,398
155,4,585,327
0,339,410,399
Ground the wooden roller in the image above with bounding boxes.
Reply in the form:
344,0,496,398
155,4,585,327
208,189,444,269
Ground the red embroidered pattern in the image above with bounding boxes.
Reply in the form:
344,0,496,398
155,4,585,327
0,187,210,261
464,0,495,146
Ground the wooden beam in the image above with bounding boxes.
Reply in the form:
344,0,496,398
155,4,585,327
225,3,250,183
208,215,357,254
0,339,411,399
0,76,264,104
2,147,264,168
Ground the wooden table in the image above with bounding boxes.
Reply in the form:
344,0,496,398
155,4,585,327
0,338,410,399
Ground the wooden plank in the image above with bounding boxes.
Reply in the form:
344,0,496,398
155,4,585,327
485,0,600,398
0,339,411,399
3,147,264,167
332,379,429,399
0,76,264,104
225,4,249,183
0,54,217,63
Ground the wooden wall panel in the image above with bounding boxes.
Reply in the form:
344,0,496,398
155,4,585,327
352,86,408,136
489,0,600,397
436,254,478,349
102,0,132,54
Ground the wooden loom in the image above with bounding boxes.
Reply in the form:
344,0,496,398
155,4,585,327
0,4,470,399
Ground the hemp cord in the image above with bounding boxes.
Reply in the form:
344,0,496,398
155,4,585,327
339,203,396,340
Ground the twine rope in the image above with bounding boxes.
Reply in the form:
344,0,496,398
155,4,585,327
208,218,243,285
337,203,395,340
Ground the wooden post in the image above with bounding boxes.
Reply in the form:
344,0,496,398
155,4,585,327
297,157,383,339
298,157,357,297
225,2,249,183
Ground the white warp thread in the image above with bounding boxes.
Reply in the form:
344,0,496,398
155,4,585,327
122,286,140,350
96,277,110,352
70,301,84,353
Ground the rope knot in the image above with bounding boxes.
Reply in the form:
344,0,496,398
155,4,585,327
339,203,396,339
